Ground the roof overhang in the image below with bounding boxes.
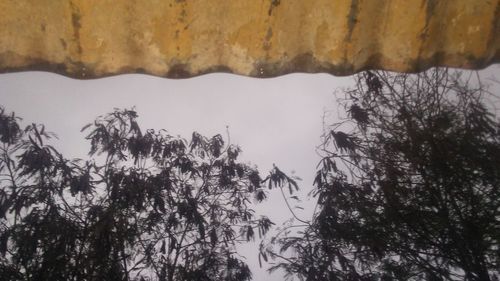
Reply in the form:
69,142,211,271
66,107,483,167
0,0,498,78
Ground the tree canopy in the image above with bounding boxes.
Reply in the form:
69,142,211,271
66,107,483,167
1,68,499,281
0,107,293,281
263,69,500,281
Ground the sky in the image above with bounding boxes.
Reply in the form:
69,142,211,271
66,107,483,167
0,71,354,281
1,66,498,280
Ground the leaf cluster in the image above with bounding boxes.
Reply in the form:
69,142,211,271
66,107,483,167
266,69,500,281
0,107,282,281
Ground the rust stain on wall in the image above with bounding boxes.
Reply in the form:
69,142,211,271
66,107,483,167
0,0,498,79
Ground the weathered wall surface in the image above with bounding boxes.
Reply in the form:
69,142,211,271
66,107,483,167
0,0,498,78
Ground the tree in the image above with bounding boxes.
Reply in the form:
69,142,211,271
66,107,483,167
264,69,500,280
0,107,281,281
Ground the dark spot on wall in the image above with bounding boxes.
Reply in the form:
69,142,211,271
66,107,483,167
345,0,359,41
420,0,438,41
60,39,67,50
0,51,88,78
202,65,232,74
167,64,190,78
268,0,280,16
425,0,438,28
252,53,334,77
265,28,273,41
487,1,500,54
40,24,46,32
409,51,446,72
70,2,83,55
263,28,273,51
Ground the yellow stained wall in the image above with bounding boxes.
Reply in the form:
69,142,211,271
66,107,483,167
0,0,498,78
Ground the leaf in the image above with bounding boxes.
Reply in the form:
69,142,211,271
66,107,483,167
130,120,142,136
154,196,166,213
190,131,203,151
261,251,268,262
249,171,261,188
160,240,166,254
331,131,357,153
33,123,43,145
0,232,8,256
348,104,369,124
255,189,267,202
210,229,218,247
198,220,205,239
28,135,40,149
313,171,323,188
246,225,254,241
169,237,177,254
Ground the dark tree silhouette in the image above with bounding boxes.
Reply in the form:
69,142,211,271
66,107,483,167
0,108,286,281
263,69,500,281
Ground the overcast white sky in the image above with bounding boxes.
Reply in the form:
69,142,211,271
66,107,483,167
1,66,498,280
0,71,355,280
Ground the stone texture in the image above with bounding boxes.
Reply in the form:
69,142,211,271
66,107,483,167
0,0,498,78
